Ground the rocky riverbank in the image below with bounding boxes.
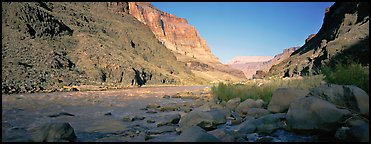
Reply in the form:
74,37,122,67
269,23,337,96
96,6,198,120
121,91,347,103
2,84,369,142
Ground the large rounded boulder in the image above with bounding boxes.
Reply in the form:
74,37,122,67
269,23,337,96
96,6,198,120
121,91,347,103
307,84,369,116
226,97,241,111
268,88,309,113
179,109,226,131
235,99,264,117
174,126,221,142
30,122,77,142
286,96,351,131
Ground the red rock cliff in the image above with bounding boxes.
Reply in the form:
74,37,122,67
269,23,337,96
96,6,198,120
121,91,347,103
107,2,221,64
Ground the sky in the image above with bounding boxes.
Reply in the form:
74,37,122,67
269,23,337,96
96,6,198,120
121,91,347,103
151,2,335,64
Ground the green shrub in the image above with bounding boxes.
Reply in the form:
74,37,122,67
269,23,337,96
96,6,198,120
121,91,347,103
322,60,369,94
211,75,324,107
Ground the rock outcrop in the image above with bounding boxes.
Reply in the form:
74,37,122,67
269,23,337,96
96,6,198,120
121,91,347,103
121,2,220,64
268,2,369,77
106,2,246,81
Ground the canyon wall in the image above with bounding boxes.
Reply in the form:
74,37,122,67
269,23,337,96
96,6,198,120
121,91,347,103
268,2,369,77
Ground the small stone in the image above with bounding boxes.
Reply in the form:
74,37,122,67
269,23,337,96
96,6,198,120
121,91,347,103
104,112,112,116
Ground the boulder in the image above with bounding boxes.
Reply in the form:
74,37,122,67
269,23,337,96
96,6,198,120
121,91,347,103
308,84,369,116
156,113,181,127
30,122,77,142
345,117,369,142
247,108,271,118
236,113,286,134
246,133,259,142
145,125,177,135
207,129,235,142
235,118,256,134
179,109,226,131
174,126,221,142
267,88,309,113
235,99,264,116
230,112,243,125
226,97,241,111
253,113,286,134
286,96,351,131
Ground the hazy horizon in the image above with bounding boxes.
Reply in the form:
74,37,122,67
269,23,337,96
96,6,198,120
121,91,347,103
151,2,335,64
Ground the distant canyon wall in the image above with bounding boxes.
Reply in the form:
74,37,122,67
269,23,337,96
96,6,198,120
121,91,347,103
227,47,299,79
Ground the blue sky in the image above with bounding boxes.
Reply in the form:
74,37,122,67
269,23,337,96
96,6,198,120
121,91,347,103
151,2,335,63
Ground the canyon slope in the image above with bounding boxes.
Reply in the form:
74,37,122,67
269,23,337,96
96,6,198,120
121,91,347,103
267,2,369,77
2,2,206,94
107,2,246,82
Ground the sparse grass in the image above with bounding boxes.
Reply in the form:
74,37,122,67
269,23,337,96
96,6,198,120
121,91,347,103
211,75,324,106
321,59,369,94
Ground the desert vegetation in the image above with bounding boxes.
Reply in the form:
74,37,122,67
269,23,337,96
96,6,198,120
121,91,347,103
211,75,324,105
321,57,369,94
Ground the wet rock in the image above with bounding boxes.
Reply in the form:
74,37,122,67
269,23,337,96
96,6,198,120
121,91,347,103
146,125,177,135
246,133,259,142
174,126,221,142
247,108,270,118
235,99,264,117
226,97,241,111
30,122,77,142
48,112,75,118
335,127,351,140
207,129,235,142
230,112,243,125
268,88,309,113
235,113,286,134
104,112,112,116
344,117,369,142
253,113,286,134
307,84,369,116
179,109,226,131
123,115,145,122
156,114,181,127
146,119,155,123
286,96,351,131
235,118,256,134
